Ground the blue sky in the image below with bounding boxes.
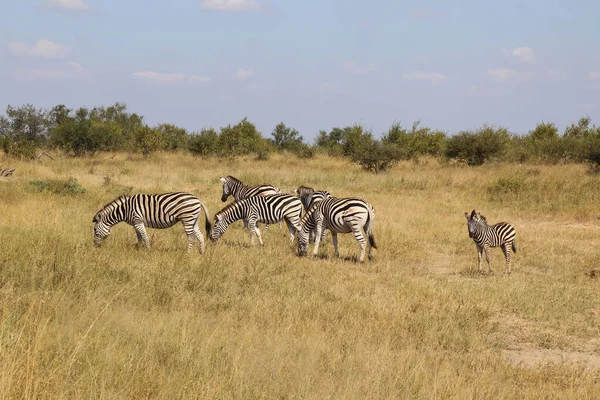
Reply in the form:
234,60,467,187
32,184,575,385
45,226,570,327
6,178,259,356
1,0,599,141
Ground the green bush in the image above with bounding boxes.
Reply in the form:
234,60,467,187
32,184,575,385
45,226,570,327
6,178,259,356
445,125,510,166
188,128,219,156
351,138,399,174
382,121,446,160
49,107,104,156
29,177,86,196
131,125,164,157
156,123,188,151
217,118,270,158
0,104,49,159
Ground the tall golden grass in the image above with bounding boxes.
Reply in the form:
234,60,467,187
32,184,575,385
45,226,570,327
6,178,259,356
1,152,600,398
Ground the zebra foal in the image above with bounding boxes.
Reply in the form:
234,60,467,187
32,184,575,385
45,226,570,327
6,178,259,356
93,192,211,253
210,193,302,246
298,197,377,262
465,210,517,275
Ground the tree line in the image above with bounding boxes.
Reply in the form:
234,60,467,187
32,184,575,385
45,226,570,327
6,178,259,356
1,102,600,173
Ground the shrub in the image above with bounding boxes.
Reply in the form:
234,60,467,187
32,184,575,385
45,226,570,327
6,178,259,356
49,107,104,156
351,139,399,174
156,123,188,151
188,128,219,156
0,104,50,159
217,118,270,158
29,177,86,196
445,125,510,166
271,122,304,151
130,125,164,157
382,121,446,160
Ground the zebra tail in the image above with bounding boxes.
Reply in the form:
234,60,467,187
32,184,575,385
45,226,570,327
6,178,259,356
369,233,377,250
512,240,517,254
201,203,212,237
366,205,377,249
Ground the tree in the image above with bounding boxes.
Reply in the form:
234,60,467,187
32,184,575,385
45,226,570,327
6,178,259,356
156,123,188,151
189,128,219,156
0,104,50,158
271,122,304,151
445,125,510,166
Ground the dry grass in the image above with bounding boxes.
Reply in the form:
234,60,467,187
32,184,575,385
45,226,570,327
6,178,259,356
1,152,600,399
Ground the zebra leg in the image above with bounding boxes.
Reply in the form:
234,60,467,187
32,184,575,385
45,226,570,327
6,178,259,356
284,218,296,245
331,232,339,258
476,244,483,272
502,243,512,275
348,223,367,262
484,245,492,274
192,219,206,254
134,223,150,248
249,221,264,246
312,223,324,257
135,228,143,245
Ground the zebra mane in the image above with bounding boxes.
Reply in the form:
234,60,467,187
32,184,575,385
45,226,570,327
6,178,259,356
225,175,241,184
94,195,130,222
295,185,315,194
215,198,245,218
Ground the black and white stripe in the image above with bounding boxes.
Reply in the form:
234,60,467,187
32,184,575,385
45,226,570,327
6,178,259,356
298,197,377,262
465,210,517,274
294,185,332,242
210,193,302,246
293,186,332,211
93,192,211,253
220,175,280,229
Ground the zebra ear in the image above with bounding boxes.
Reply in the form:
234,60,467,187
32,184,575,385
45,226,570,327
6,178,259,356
470,210,476,218
464,212,469,219
219,177,226,183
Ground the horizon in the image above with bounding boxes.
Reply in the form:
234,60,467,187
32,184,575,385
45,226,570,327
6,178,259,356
2,0,599,140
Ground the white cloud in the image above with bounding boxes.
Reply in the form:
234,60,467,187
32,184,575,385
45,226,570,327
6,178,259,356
8,39,69,59
403,71,447,84
343,61,376,75
14,60,86,81
487,68,517,80
502,46,536,65
487,68,536,82
588,71,600,80
201,0,262,12
234,68,254,81
45,0,90,11
133,71,210,84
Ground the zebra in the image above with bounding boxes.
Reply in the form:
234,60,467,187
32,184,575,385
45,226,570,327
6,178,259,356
294,185,332,242
220,175,281,230
93,192,211,253
464,210,517,275
293,186,332,211
297,197,377,262
210,193,302,246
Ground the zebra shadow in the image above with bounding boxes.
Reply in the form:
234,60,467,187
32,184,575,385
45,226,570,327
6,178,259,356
459,268,504,278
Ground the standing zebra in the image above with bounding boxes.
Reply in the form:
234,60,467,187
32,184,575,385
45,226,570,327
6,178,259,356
210,193,302,246
464,210,517,275
294,185,332,242
293,186,332,211
298,197,377,262
93,192,211,253
220,175,280,229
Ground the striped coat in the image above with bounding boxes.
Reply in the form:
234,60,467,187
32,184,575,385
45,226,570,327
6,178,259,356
465,210,517,274
93,192,211,253
298,197,377,262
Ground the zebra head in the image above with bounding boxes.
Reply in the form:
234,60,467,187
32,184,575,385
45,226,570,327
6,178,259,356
297,224,310,257
93,211,111,246
210,213,228,243
220,176,231,202
465,210,484,238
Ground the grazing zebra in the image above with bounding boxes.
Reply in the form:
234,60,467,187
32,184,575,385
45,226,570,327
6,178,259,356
210,193,302,246
464,210,517,275
220,175,280,229
294,185,332,242
297,197,377,262
93,192,211,253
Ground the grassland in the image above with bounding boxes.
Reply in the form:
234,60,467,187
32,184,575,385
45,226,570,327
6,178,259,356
1,152,600,399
